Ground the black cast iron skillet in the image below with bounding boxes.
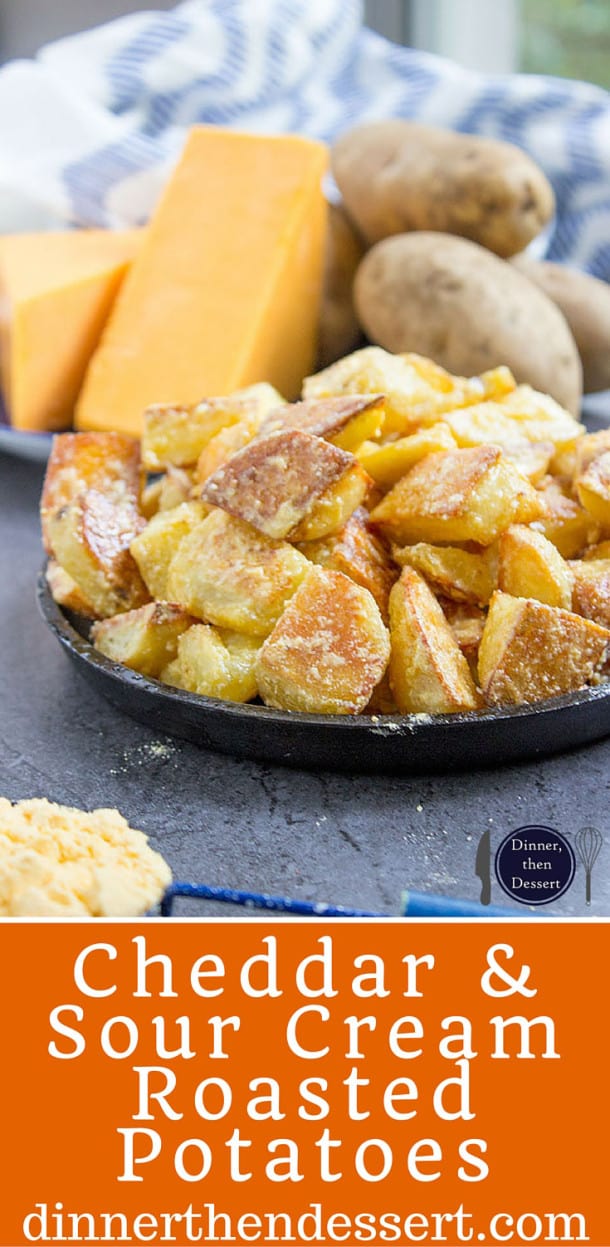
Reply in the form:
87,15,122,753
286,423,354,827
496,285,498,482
37,571,610,775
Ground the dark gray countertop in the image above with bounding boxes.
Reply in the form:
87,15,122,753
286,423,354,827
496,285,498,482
1,450,609,917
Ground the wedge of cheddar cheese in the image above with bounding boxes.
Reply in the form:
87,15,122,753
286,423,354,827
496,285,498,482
75,126,329,436
0,229,141,431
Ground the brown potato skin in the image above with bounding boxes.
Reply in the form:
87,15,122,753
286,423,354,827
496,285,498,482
354,233,582,415
511,254,610,394
317,203,366,368
332,120,555,258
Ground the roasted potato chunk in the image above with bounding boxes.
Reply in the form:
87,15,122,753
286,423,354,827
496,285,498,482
501,440,554,485
141,466,195,518
304,347,513,436
575,450,610,527
302,347,448,434
388,568,480,714
365,670,399,715
439,403,554,483
142,383,285,471
41,431,146,616
584,540,610,561
194,414,262,487
162,626,260,702
570,560,610,628
143,399,250,472
572,429,610,480
443,403,528,447
46,561,95,617
407,359,515,404
370,446,543,546
256,567,390,714
91,603,195,677
299,507,397,619
479,591,610,705
201,429,370,541
140,477,163,520
404,362,517,429
130,501,209,600
444,387,582,453
356,423,456,488
45,492,148,619
304,346,433,406
533,476,599,559
442,600,486,679
156,466,194,512
498,525,572,609
167,510,310,636
258,394,385,450
499,385,584,449
393,542,496,607
41,431,142,555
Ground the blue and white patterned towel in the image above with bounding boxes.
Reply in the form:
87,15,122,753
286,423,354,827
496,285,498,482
0,0,609,277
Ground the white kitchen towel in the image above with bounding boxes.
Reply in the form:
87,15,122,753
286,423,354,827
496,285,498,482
0,0,609,277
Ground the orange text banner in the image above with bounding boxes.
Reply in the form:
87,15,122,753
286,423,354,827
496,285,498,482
0,920,607,1247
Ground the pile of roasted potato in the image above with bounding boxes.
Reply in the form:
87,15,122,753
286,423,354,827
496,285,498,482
41,347,610,717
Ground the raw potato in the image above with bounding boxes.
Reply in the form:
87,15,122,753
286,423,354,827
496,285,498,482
332,120,555,257
512,254,610,393
354,233,583,415
317,202,365,368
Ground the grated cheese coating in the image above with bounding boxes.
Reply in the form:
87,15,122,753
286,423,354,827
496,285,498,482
0,798,171,917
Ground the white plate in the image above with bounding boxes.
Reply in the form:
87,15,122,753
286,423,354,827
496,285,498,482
0,422,54,463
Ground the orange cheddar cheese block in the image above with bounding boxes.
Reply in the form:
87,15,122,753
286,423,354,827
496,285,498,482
0,230,142,431
75,126,329,436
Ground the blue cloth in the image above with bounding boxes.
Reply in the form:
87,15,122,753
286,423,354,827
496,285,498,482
0,0,609,277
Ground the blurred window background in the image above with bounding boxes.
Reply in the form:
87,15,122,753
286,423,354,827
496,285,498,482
364,0,610,85
0,0,609,89
520,0,610,90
